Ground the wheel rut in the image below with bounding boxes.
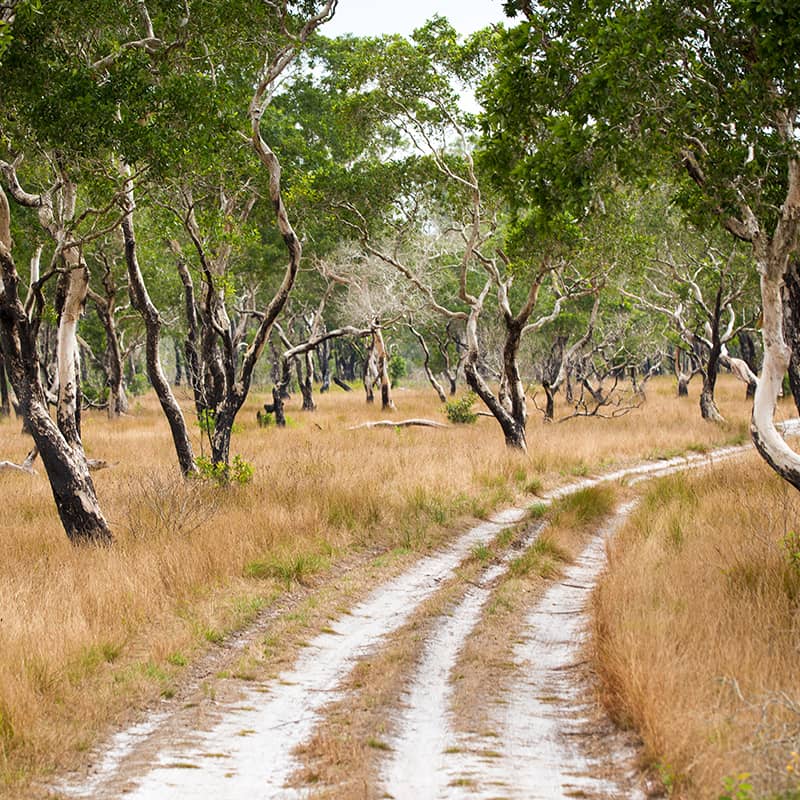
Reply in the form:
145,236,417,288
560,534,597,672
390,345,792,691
52,427,800,799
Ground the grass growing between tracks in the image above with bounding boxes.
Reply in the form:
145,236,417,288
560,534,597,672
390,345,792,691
450,484,619,736
0,375,778,796
594,456,800,800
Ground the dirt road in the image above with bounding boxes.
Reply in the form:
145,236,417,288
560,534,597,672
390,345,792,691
54,434,791,799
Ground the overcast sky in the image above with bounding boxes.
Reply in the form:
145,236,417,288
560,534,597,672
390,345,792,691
324,0,510,38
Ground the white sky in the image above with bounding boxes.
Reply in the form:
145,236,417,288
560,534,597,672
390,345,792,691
324,0,509,38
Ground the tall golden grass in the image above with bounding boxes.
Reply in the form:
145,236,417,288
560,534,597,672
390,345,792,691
594,454,800,799
0,375,774,795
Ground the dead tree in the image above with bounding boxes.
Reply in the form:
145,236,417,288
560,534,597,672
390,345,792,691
556,346,646,421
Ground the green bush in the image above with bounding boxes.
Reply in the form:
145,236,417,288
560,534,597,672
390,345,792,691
127,373,150,397
445,392,478,424
389,353,407,387
196,454,254,486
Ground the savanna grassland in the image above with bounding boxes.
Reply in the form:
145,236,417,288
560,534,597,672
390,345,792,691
0,374,786,797
595,452,800,800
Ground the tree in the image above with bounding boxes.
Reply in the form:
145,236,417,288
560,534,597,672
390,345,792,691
489,1,800,488
0,181,112,543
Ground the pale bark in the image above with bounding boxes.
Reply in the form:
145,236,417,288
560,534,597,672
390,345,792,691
348,418,448,430
747,146,800,490
373,326,394,411
0,183,112,544
0,446,38,474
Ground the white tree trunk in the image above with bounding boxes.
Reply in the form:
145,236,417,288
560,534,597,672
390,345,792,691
751,270,800,488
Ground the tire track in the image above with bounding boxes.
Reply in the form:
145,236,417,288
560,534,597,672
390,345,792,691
54,424,799,799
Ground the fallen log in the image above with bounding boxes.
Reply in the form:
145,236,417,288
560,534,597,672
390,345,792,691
0,447,38,474
348,418,449,430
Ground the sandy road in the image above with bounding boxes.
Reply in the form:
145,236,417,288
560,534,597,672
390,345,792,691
53,428,797,800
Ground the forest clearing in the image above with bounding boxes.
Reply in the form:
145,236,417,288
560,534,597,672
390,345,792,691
2,0,800,798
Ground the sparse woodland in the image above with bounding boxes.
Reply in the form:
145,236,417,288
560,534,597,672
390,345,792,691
0,1,799,798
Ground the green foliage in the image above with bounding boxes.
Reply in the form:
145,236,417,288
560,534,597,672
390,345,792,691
471,543,491,562
445,392,478,424
196,455,254,486
127,373,150,397
388,353,407,387
718,773,753,800
197,410,216,435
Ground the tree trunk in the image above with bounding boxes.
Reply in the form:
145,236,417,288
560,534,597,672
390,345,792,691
54,260,86,447
782,258,800,414
738,330,759,400
93,297,127,419
0,353,9,416
363,339,376,404
0,187,112,544
410,324,447,403
466,361,526,448
263,357,291,428
699,372,724,421
542,382,555,421
371,327,394,411
174,339,184,387
299,352,316,411
700,299,724,422
333,375,351,392
121,181,197,476
317,338,331,393
463,301,527,452
752,261,800,490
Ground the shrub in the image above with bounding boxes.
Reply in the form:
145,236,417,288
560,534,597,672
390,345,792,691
196,454,254,486
389,353,407,387
445,392,478,424
123,473,219,538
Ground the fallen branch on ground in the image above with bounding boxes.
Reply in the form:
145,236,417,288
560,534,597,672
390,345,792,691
348,418,449,430
0,447,38,474
87,458,114,471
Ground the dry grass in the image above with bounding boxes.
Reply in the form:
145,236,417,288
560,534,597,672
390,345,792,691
0,374,779,795
594,455,800,799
